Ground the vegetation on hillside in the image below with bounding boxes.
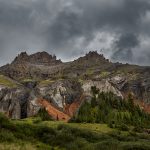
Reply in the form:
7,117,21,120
0,85,150,150
0,113,150,150
36,108,53,121
73,86,150,130
0,75,17,87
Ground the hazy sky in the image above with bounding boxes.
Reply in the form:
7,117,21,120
0,0,150,66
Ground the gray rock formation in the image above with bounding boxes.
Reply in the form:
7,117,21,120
37,80,82,109
82,80,123,98
0,85,28,119
0,51,150,119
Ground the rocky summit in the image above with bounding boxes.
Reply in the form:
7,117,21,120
12,51,62,65
0,51,150,120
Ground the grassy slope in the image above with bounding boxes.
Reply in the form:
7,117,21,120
18,118,114,133
1,116,150,150
0,75,18,87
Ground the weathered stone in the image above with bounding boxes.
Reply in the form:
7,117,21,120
0,51,150,118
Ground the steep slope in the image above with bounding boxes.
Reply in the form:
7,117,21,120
12,51,62,65
0,51,150,120
0,51,64,80
0,75,28,119
38,98,70,122
64,94,85,117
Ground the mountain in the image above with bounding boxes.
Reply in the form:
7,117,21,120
12,51,62,65
0,51,63,80
0,51,150,120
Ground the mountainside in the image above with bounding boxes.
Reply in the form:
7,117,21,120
0,51,150,120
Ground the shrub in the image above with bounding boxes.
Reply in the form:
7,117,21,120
75,88,150,130
33,118,42,124
133,126,143,133
0,129,15,142
37,108,52,121
0,113,11,128
117,123,129,131
94,140,119,150
121,143,150,150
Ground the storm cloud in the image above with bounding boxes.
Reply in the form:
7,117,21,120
0,0,150,65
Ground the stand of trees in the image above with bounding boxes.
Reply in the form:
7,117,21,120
73,86,150,129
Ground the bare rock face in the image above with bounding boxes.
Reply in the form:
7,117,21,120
0,51,150,119
82,80,123,98
107,73,150,106
109,75,127,90
12,51,62,65
73,51,110,66
0,51,63,80
27,97,41,118
12,52,29,64
0,86,28,119
36,80,82,109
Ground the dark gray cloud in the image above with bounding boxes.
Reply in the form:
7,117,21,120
112,33,139,62
0,0,150,66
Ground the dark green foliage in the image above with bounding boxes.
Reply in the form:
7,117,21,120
91,86,99,96
0,129,15,142
94,140,119,150
127,93,134,112
74,86,150,129
0,112,150,150
116,123,129,131
37,108,52,121
121,143,150,150
0,113,11,128
133,126,143,133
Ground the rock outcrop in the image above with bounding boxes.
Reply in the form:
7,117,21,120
0,51,150,119
36,80,82,109
12,51,62,65
0,51,63,80
82,80,123,98
0,85,28,119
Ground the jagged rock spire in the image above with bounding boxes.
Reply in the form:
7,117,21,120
12,51,62,65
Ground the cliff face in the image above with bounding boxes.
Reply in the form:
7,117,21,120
12,51,62,65
0,85,27,119
0,51,150,120
0,51,63,80
36,80,82,109
82,80,123,98
0,78,124,119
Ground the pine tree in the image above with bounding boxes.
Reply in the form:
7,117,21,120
127,93,134,113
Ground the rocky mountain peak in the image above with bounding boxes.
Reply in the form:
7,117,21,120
85,51,105,59
13,52,29,63
12,51,62,65
74,51,110,64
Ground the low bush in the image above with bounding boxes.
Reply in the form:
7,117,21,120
133,126,144,133
0,113,11,128
0,113,150,150
37,108,52,121
121,143,150,150
0,129,15,142
116,123,129,131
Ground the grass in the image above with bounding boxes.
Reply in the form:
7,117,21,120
39,79,57,86
0,115,150,150
39,78,67,86
41,121,114,133
21,78,35,82
99,71,110,78
16,117,150,135
0,75,17,87
18,118,114,133
0,143,36,150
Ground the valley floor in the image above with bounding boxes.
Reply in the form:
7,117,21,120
0,116,150,150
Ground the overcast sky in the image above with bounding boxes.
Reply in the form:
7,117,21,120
0,0,150,66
